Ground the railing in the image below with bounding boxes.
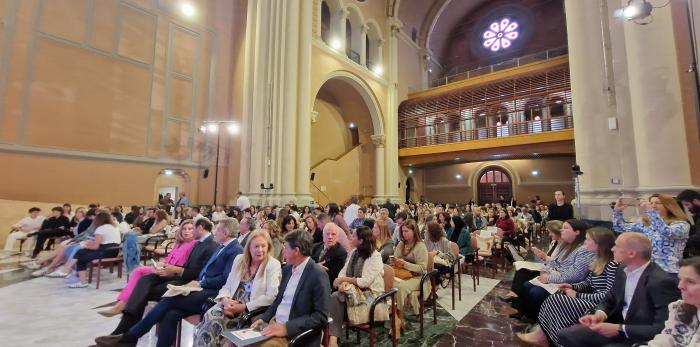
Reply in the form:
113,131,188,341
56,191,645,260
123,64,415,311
428,46,568,89
399,115,573,148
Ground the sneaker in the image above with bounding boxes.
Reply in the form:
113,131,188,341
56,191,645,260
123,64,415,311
23,260,41,270
32,268,49,277
67,282,89,288
46,270,69,278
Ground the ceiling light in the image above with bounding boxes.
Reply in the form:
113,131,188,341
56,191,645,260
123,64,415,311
179,2,195,17
348,122,356,128
199,125,207,133
206,123,219,133
455,174,462,179
164,169,173,176
372,65,383,76
330,38,342,50
428,68,433,73
455,157,461,161
531,170,539,176
408,169,414,174
227,123,240,134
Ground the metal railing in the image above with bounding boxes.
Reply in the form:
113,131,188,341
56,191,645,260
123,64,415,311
399,115,573,148
428,46,568,89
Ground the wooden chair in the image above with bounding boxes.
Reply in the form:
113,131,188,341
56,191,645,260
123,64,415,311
346,264,398,347
87,253,124,289
449,242,463,309
174,314,201,347
474,234,498,278
408,252,438,338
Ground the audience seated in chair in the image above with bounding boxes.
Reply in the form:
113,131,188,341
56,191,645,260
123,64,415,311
101,218,219,338
194,230,282,347
373,220,394,264
390,219,428,332
94,218,243,347
517,227,618,346
312,222,349,290
328,226,389,347
4,207,44,253
135,209,168,244
27,206,71,260
249,229,331,347
98,219,197,317
557,233,680,347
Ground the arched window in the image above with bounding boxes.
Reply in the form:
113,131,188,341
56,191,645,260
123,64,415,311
321,1,331,44
479,169,511,183
477,168,513,204
365,35,370,67
346,19,353,60
411,28,417,42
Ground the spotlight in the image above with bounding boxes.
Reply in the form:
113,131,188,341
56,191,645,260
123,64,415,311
408,169,414,174
372,65,383,76
348,122,356,128
164,169,174,176
531,170,539,176
455,174,462,180
227,123,240,134
199,125,207,133
428,68,433,73
455,157,461,161
179,2,195,17
618,0,653,21
206,123,219,133
330,38,342,50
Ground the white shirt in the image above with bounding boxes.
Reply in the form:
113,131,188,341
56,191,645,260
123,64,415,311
95,224,121,245
14,216,45,231
344,204,360,227
622,261,651,318
236,195,251,210
193,213,203,223
237,230,250,245
212,211,227,222
275,257,311,324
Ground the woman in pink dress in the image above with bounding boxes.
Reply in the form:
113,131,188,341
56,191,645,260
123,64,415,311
97,219,197,317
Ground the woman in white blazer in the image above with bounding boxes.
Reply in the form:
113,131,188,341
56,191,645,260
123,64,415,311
328,226,388,347
194,230,282,347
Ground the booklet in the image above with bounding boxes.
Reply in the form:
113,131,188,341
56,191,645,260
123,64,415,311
528,277,561,295
222,328,269,347
513,261,545,272
162,283,203,297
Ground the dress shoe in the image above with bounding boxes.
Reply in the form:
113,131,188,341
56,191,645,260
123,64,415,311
498,295,518,303
98,301,126,317
95,334,123,346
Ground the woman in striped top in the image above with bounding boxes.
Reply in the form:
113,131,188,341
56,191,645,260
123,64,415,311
513,219,595,322
517,227,618,347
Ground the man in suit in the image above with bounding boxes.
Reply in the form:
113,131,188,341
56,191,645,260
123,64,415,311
311,223,348,289
251,229,331,347
95,218,243,347
107,218,219,336
558,233,680,347
237,217,255,248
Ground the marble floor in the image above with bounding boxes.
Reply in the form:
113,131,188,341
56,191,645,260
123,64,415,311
0,248,528,347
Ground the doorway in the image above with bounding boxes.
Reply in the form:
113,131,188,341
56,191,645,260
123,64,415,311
476,168,513,204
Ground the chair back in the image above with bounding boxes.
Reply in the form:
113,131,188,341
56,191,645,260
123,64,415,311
426,251,435,272
450,242,459,258
475,235,494,256
383,264,394,291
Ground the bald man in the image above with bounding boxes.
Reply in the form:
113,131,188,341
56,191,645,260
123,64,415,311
558,233,680,347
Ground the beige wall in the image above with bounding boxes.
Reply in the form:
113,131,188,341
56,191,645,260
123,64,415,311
0,199,88,249
311,98,352,165
412,157,576,204
0,0,246,206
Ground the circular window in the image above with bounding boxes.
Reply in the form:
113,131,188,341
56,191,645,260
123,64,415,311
482,18,519,52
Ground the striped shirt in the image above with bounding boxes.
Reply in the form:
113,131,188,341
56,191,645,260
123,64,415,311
572,261,618,302
545,244,595,284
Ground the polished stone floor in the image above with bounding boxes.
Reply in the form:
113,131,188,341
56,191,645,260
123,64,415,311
0,249,529,347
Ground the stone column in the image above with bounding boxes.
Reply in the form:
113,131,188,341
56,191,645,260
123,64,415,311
295,0,314,206
385,20,401,202
372,134,386,202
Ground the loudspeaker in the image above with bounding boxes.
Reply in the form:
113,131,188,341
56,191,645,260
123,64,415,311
310,172,315,181
203,169,209,178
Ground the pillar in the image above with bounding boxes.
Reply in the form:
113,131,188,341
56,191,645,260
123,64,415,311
372,134,386,202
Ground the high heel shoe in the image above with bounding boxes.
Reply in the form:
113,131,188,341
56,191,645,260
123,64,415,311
516,325,549,347
98,301,125,317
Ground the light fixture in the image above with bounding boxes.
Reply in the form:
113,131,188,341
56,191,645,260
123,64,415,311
206,123,219,133
372,65,383,76
455,157,461,161
428,68,433,73
348,122,356,128
531,170,539,176
408,163,413,167
619,0,653,20
482,18,519,52
330,38,342,50
408,169,414,174
164,169,174,176
227,123,240,134
199,125,207,133
455,174,462,179
179,2,196,17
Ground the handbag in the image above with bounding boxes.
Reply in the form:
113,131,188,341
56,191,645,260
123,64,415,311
339,282,388,325
392,265,414,280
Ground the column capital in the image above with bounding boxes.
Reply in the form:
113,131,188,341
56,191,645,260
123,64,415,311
371,134,386,147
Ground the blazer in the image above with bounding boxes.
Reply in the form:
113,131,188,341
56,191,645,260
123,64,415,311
595,262,680,342
259,258,331,346
216,256,282,311
311,243,348,287
169,233,219,284
338,250,384,294
199,239,244,290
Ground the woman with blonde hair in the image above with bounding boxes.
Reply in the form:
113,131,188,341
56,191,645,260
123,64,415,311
194,230,282,347
98,220,197,316
372,219,394,263
392,219,428,331
262,219,283,261
613,193,690,274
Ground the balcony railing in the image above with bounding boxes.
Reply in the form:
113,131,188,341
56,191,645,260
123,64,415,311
399,115,573,148
428,46,568,89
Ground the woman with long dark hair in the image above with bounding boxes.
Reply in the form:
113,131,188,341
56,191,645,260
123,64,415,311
64,211,121,288
328,226,388,347
328,202,351,234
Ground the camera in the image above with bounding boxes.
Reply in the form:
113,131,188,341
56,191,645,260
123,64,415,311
571,164,583,176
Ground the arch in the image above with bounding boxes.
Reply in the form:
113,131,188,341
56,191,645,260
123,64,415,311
468,161,520,193
345,4,365,63
365,19,383,69
153,169,192,205
474,165,514,204
312,70,385,136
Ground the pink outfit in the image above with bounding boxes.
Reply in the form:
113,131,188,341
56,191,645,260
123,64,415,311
117,240,196,302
